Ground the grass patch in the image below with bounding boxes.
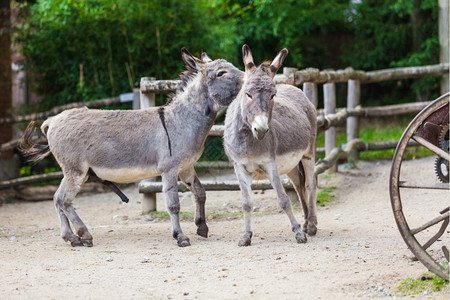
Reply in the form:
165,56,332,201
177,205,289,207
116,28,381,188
395,270,449,296
317,186,336,206
316,115,435,161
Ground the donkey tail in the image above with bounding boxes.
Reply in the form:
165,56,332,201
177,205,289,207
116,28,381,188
18,121,51,162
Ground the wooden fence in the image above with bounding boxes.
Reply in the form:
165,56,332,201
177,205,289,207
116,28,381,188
0,63,448,210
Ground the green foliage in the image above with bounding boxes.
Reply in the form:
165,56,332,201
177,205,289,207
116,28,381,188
396,270,449,296
11,0,442,111
16,0,239,110
316,115,434,161
215,0,351,68
317,186,336,206
342,0,440,105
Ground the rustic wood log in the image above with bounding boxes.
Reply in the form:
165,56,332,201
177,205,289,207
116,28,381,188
363,101,430,117
0,96,121,124
296,67,366,85
361,140,416,151
314,139,365,175
295,64,449,85
347,80,361,160
138,178,295,212
14,182,112,201
324,82,337,172
139,178,293,193
140,78,180,94
209,125,225,136
0,172,63,190
140,77,156,108
303,82,318,107
364,63,450,84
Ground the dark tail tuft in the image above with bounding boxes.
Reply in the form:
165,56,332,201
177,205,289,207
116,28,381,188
18,121,51,162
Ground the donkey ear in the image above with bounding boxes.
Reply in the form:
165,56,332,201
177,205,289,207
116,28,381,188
242,44,255,74
181,47,204,71
201,52,212,63
269,48,288,78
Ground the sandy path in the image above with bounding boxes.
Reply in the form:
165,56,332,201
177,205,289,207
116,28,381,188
0,157,448,299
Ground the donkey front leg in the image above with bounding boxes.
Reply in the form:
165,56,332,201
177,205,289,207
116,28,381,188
301,156,318,236
161,172,190,247
234,165,254,246
54,175,93,247
179,167,209,238
264,163,307,244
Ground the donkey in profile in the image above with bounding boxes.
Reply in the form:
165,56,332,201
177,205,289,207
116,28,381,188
20,48,244,247
224,45,317,246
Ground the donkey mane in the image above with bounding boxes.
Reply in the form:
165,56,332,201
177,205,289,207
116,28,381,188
159,67,200,156
166,68,199,105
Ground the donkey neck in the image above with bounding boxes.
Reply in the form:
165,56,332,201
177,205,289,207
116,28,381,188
162,73,219,148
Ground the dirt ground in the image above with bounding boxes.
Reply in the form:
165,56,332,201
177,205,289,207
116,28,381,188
0,156,448,299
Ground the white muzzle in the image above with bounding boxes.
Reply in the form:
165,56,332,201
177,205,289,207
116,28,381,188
251,115,269,140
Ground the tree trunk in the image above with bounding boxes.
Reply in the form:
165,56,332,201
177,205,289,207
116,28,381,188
439,0,449,94
0,0,12,158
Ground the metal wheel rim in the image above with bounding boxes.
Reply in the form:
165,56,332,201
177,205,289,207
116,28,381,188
389,93,449,281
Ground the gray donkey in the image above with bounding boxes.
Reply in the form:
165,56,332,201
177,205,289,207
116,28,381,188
224,45,317,246
19,48,244,247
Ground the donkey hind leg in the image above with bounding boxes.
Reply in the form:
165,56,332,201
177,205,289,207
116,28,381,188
161,172,190,247
302,156,318,236
264,163,307,244
287,164,309,233
179,167,208,238
54,175,93,247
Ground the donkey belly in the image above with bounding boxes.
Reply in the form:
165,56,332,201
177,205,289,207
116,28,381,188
276,150,305,175
247,151,304,180
90,166,160,183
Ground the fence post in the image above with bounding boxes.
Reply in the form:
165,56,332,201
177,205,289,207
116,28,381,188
140,77,155,109
132,88,140,110
323,82,337,172
140,77,157,212
303,82,318,108
347,80,360,160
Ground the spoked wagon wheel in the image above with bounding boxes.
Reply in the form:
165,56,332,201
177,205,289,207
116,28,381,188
390,93,449,281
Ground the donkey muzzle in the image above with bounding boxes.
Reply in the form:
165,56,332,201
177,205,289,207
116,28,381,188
251,115,269,140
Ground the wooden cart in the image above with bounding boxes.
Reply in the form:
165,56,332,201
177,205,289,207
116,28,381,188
390,93,449,281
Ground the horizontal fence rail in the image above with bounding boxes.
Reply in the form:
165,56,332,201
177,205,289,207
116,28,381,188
294,63,449,85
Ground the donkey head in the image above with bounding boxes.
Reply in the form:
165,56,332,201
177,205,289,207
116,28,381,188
240,44,288,140
181,48,244,108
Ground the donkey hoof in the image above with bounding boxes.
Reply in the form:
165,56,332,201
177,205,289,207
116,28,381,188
295,232,307,244
82,240,93,247
177,236,191,247
70,239,83,247
238,238,252,247
307,225,317,236
196,224,209,238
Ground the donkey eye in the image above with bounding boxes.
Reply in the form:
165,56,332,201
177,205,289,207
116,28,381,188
270,94,275,100
245,92,252,100
217,70,227,77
